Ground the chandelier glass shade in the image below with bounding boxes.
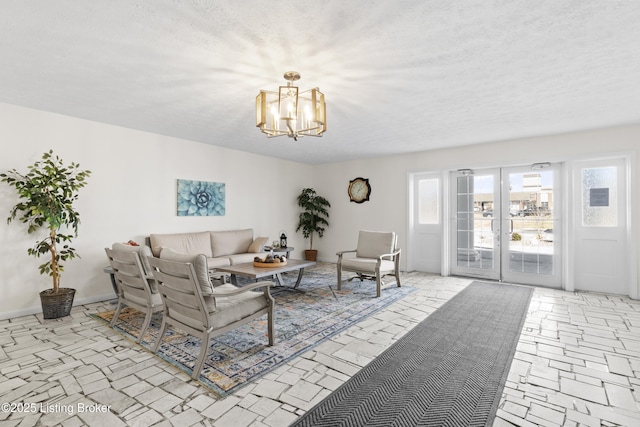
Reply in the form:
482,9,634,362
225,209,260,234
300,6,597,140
256,71,326,141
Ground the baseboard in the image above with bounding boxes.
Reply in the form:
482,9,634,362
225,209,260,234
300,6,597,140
0,292,116,321
75,292,117,306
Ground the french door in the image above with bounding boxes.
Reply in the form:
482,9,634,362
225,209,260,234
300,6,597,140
450,164,562,287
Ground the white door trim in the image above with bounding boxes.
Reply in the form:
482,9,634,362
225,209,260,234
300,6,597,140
441,170,451,276
627,153,638,299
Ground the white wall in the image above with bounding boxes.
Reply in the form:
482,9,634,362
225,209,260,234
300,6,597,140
2,102,638,319
0,103,311,319
312,125,640,297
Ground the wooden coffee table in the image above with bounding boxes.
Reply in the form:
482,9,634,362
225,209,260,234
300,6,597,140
215,259,316,290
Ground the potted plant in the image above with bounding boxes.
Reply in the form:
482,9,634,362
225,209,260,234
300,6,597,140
1,150,91,319
296,188,330,261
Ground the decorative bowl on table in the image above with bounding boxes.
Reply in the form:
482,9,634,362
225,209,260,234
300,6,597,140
253,254,287,268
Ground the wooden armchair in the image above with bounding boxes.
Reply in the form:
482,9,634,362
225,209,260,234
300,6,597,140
336,230,401,297
148,253,274,379
105,247,164,344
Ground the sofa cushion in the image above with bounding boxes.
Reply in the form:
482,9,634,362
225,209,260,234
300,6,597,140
150,232,213,258
210,229,253,258
159,248,214,295
228,253,262,265
247,236,269,253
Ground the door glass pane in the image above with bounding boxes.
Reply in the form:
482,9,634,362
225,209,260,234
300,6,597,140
418,178,438,224
456,174,493,270
508,170,555,275
582,167,617,227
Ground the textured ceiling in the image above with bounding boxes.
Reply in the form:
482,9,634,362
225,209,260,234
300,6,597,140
1,1,639,164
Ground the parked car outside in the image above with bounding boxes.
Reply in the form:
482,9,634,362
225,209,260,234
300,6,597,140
516,209,536,217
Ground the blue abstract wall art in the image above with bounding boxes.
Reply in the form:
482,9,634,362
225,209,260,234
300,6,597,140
177,179,225,216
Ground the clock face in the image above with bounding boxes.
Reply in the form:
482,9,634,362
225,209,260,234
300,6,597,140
348,177,371,203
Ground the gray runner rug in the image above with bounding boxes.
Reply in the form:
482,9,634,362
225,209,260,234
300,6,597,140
290,281,533,427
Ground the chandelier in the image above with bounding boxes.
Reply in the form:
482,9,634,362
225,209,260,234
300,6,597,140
256,71,326,141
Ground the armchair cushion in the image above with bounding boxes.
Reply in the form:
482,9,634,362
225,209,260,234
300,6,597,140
356,230,396,259
111,242,153,275
207,283,267,329
159,248,214,295
111,243,158,293
341,258,397,273
123,288,163,307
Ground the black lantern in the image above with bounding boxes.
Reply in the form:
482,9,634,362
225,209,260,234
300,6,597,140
280,232,287,248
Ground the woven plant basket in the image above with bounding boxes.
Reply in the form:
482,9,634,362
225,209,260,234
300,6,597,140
40,288,76,319
304,250,318,261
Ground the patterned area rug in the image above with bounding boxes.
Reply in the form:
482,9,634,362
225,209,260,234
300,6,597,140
291,281,533,427
93,271,415,397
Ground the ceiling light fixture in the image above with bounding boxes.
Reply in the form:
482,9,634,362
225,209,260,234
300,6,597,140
256,71,326,141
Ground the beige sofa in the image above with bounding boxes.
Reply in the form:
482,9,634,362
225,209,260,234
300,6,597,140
149,228,268,268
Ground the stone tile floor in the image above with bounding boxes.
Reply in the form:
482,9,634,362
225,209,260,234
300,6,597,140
1,262,639,426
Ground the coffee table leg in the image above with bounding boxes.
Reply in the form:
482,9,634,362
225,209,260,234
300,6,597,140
275,273,285,287
293,268,305,289
230,274,238,286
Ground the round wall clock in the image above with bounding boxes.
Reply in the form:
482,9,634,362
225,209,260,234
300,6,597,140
348,177,371,203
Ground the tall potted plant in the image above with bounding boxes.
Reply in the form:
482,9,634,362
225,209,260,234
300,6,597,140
1,150,91,319
296,188,330,261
